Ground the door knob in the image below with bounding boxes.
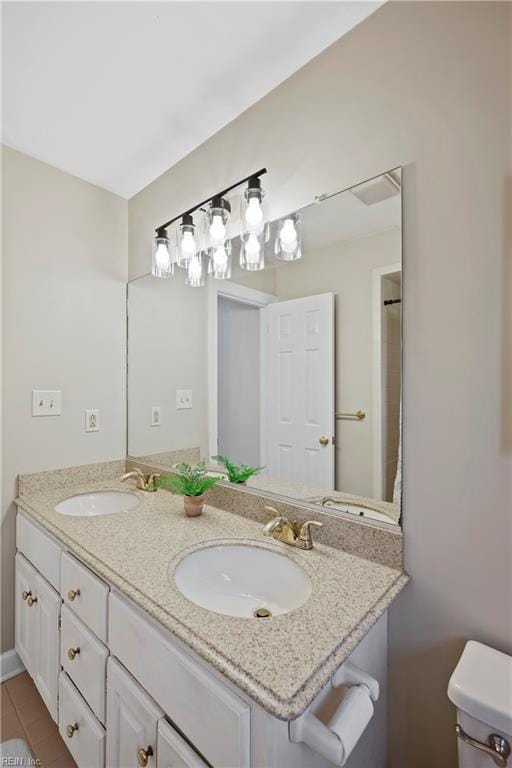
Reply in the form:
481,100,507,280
319,436,329,446
22,590,31,601
68,647,80,661
66,723,79,738
27,595,38,607
137,746,154,767
68,589,80,601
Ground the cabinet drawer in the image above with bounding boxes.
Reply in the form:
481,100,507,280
109,592,250,768
61,605,108,723
61,552,108,641
59,672,105,768
157,719,209,768
17,512,62,590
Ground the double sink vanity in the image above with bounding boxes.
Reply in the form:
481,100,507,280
14,458,407,768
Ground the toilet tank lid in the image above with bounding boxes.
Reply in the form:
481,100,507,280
448,641,512,735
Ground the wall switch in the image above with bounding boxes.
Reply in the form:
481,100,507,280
176,389,192,410
151,406,161,426
32,390,62,417
85,409,100,432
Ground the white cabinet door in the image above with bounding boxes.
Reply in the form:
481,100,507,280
15,553,38,676
265,293,335,489
106,657,163,768
33,572,61,722
157,720,208,768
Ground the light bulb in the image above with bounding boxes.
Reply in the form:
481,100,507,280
245,197,263,231
245,233,261,264
181,230,196,258
210,214,226,246
279,219,298,253
154,242,170,269
213,246,228,268
189,254,202,279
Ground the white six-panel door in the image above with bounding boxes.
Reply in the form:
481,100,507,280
264,292,335,489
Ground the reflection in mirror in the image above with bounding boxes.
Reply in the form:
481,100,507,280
128,169,402,527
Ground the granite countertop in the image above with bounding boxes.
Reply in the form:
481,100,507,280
17,467,408,720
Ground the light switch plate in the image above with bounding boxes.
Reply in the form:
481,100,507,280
176,389,192,410
151,406,161,426
32,390,62,416
85,409,100,432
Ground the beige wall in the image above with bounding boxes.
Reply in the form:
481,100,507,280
1,146,128,652
128,4,512,767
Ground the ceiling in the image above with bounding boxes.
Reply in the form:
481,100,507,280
1,1,382,199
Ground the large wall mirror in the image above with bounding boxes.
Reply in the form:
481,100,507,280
128,169,402,527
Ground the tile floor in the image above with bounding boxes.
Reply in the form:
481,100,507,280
1,672,76,767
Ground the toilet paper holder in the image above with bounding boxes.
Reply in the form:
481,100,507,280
289,660,379,767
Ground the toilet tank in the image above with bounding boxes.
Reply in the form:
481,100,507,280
448,641,512,767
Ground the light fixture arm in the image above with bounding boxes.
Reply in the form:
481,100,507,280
155,168,267,234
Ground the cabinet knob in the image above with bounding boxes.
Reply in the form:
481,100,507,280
68,589,80,601
67,647,80,661
22,590,31,601
27,595,38,607
319,435,329,446
66,723,79,738
137,746,154,767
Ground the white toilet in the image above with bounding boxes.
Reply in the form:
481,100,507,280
448,641,512,767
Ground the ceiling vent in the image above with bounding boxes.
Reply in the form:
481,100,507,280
350,173,400,206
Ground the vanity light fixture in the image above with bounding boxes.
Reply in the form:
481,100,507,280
185,251,206,288
275,213,302,261
240,233,264,271
152,228,174,278
176,214,198,268
153,168,267,283
241,176,269,242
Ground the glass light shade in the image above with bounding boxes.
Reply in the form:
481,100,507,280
152,230,174,278
185,251,206,287
209,241,232,280
176,215,198,268
240,179,269,242
240,232,265,271
207,198,231,249
274,214,302,261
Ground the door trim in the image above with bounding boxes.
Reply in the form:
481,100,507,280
371,262,401,499
207,278,275,462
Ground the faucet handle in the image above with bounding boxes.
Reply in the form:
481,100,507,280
264,505,280,517
298,520,323,549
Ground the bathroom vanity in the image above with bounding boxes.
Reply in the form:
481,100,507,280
14,462,407,768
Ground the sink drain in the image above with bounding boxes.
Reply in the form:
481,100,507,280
253,607,272,618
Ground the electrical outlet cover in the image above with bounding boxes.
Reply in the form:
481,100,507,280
85,409,100,432
151,406,161,426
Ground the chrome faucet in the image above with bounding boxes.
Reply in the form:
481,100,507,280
120,467,160,492
263,506,323,550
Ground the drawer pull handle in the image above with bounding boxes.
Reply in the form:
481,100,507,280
22,590,31,601
67,647,80,661
66,723,79,739
68,589,81,601
27,596,38,607
137,746,153,767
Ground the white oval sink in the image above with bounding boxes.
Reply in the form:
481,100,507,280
174,544,312,618
55,491,140,517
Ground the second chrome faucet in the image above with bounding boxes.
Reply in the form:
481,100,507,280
263,506,323,550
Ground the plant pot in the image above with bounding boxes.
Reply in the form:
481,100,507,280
183,494,205,517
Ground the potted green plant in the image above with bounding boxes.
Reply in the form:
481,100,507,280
212,455,264,485
156,461,219,517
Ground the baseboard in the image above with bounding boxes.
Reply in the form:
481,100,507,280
0,648,25,683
